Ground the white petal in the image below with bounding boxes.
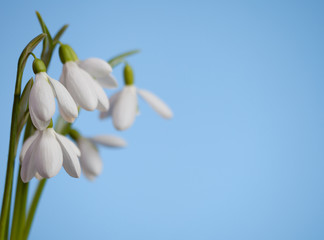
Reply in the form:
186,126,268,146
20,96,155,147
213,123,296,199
112,86,137,130
90,135,127,148
95,73,118,89
78,58,112,79
91,79,109,111
35,172,43,180
59,72,65,85
47,74,78,123
29,105,51,130
55,133,81,178
137,89,173,119
100,91,120,119
20,131,40,164
35,129,63,178
21,133,41,183
55,133,81,156
29,72,55,123
61,62,98,111
82,169,97,181
78,138,102,179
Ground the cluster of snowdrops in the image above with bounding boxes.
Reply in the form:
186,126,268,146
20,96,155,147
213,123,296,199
21,41,173,182
0,12,173,240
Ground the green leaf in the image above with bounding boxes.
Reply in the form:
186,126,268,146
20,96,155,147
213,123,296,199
18,78,33,121
108,49,140,68
16,33,46,95
54,115,72,135
35,11,53,61
35,11,53,43
17,78,33,141
42,24,69,68
17,111,30,140
53,24,69,45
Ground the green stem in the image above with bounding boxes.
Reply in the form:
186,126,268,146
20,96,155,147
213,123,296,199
18,180,28,240
0,33,45,240
10,117,34,240
10,167,24,240
22,179,46,240
0,93,21,240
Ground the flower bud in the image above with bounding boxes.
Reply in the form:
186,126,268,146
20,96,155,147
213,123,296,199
65,45,78,61
32,58,46,74
59,44,75,63
123,64,134,85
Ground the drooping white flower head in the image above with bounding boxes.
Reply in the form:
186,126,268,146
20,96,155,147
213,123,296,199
73,132,126,180
59,44,114,112
78,58,118,89
19,126,81,183
100,64,173,131
29,59,78,130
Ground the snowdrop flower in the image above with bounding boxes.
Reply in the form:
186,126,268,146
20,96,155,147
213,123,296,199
59,44,114,112
78,58,118,89
19,124,81,183
100,64,173,131
29,58,78,130
69,130,126,180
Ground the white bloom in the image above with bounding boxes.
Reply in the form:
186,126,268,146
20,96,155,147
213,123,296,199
78,58,118,89
100,85,173,131
29,72,78,130
77,135,126,180
60,61,110,112
90,135,127,148
20,128,81,183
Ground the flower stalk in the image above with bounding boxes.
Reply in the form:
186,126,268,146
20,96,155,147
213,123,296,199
0,33,46,240
1,10,150,240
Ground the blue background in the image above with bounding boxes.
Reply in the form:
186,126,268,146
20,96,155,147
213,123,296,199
1,0,324,239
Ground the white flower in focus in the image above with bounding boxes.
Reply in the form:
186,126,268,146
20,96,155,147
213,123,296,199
20,128,81,183
29,59,78,130
59,45,113,112
77,135,126,180
100,64,173,131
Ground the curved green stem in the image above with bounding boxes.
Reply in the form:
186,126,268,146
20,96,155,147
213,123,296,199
22,179,46,240
0,33,45,240
10,117,34,240
0,90,21,240
10,167,24,240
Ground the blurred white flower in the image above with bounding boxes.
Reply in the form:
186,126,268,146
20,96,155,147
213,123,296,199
29,59,78,130
78,58,118,89
100,85,173,131
77,135,126,180
20,128,81,183
100,64,173,130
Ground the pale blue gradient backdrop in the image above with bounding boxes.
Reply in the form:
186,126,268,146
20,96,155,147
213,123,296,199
1,0,324,239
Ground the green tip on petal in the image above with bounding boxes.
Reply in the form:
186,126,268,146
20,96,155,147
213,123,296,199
124,64,134,85
59,44,75,63
32,58,46,74
65,45,78,61
47,119,53,128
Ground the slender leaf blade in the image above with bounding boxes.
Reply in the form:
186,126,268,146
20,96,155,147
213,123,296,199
108,49,140,68
53,24,69,44
35,11,53,61
16,33,46,94
18,78,33,122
